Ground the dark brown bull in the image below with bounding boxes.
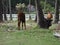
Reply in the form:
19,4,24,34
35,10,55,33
18,11,26,30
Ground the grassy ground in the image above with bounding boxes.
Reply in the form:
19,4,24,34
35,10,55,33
0,21,60,45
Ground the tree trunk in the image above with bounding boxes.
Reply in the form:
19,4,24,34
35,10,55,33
35,0,46,28
29,0,31,20
4,8,7,21
2,0,7,21
0,0,3,22
9,0,12,20
54,0,59,23
35,0,53,29
35,15,37,22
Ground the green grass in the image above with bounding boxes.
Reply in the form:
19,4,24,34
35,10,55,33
0,21,60,45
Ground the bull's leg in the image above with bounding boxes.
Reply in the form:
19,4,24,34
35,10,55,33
18,21,20,30
22,22,23,30
24,22,26,30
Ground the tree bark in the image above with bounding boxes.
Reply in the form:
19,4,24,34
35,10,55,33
29,0,31,20
35,15,37,22
35,0,46,28
9,0,12,20
4,8,7,21
54,0,59,23
0,0,3,22
2,0,7,21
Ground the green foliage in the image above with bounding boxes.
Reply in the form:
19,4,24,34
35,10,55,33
40,1,55,13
